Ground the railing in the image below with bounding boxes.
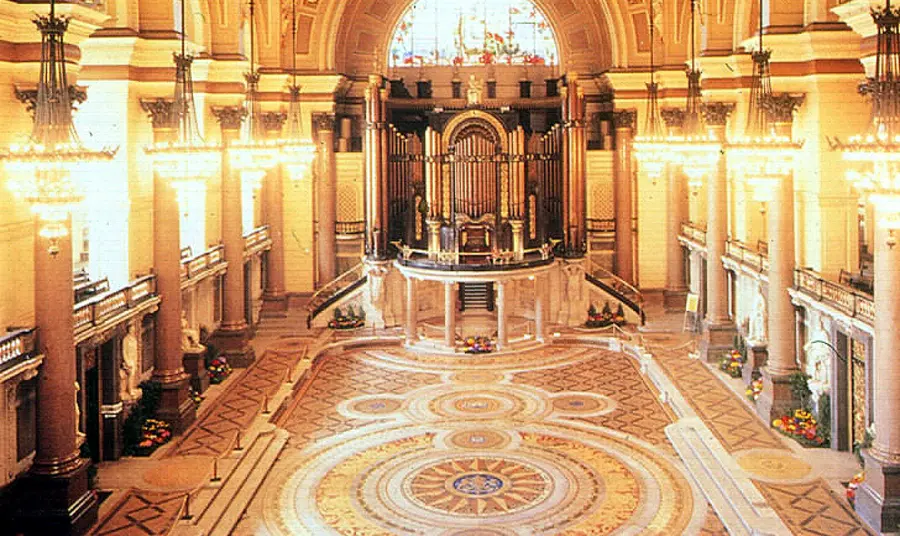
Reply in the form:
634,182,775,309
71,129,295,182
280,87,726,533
679,222,707,246
0,328,37,375
306,263,368,326
73,275,157,334
336,221,365,236
794,267,875,325
585,258,645,324
394,242,556,271
74,277,110,303
244,225,270,252
724,239,769,273
181,245,226,282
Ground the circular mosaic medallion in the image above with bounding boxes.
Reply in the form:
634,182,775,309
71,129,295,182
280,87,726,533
447,429,512,450
551,394,611,415
349,397,403,416
406,457,551,516
451,370,505,384
735,449,815,483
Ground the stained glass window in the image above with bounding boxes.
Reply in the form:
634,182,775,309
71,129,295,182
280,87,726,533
389,0,558,67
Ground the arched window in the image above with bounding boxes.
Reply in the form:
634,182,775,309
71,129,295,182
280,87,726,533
389,0,558,68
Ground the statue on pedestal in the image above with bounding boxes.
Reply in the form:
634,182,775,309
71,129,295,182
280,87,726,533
747,285,768,345
120,322,142,401
467,75,483,107
805,315,832,403
181,311,205,353
75,381,86,443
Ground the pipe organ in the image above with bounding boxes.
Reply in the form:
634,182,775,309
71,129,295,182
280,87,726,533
365,74,585,266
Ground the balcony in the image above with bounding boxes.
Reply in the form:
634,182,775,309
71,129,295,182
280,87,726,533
723,239,770,274
678,222,707,250
0,328,39,378
793,268,874,327
181,244,227,289
73,275,160,343
243,225,272,259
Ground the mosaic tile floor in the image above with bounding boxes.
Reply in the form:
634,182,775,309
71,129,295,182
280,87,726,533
237,345,717,535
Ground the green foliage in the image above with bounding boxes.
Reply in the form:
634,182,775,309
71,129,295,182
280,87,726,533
123,380,163,456
816,392,831,446
854,426,876,468
601,301,612,316
789,372,813,410
346,305,356,318
587,303,597,317
615,304,625,318
333,307,343,320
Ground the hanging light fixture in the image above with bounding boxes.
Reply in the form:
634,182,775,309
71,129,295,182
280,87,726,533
633,0,671,182
227,0,284,190
727,0,801,201
143,0,220,190
830,0,900,241
280,0,317,178
663,0,721,192
2,0,117,249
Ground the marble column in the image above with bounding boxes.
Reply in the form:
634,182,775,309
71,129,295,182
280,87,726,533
665,162,688,310
406,277,417,342
613,110,636,284
16,216,98,533
510,220,525,261
211,106,255,367
757,98,804,422
534,276,546,342
497,281,508,349
144,100,196,432
444,282,456,349
857,201,900,533
365,75,389,258
261,112,288,315
699,103,736,362
315,113,337,284
563,73,587,257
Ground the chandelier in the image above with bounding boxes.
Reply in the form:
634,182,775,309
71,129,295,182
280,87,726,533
727,0,801,199
279,0,317,179
2,0,117,247
830,0,900,240
662,0,720,192
633,0,670,182
143,0,220,191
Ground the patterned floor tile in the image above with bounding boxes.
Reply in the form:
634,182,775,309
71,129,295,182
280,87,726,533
91,490,186,536
755,480,872,535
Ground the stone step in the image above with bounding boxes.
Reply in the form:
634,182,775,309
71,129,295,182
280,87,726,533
666,419,791,536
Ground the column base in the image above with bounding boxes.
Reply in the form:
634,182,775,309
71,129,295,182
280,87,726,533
742,344,768,384
153,373,197,434
12,457,97,535
755,368,801,425
699,320,737,363
211,324,255,368
663,289,688,312
856,449,900,533
261,292,289,318
183,348,210,394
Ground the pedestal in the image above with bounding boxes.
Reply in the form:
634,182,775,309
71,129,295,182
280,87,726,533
12,459,97,535
663,289,687,312
856,450,900,533
211,325,255,368
261,293,289,317
756,368,800,425
154,373,196,434
183,348,210,394
699,320,737,363
741,344,768,384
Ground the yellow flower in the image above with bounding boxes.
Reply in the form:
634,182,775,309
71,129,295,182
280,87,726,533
773,419,783,427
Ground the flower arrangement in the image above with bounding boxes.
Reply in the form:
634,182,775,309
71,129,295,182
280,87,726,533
746,379,763,402
136,418,171,453
719,349,744,378
328,305,366,330
772,408,827,447
586,302,626,328
189,387,204,406
846,472,865,504
208,356,232,385
464,336,494,354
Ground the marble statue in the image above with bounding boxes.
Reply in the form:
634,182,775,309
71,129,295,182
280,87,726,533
747,285,768,345
120,323,142,401
181,311,204,353
805,315,832,400
75,381,85,441
467,75,483,106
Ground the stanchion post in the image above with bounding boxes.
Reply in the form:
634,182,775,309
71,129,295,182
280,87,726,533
211,457,221,483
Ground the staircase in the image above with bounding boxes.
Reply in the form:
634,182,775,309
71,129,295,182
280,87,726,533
459,282,494,312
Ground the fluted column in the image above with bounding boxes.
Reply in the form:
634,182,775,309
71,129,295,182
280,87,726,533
497,281,508,349
699,103,736,362
444,281,456,348
406,277,417,342
143,100,196,432
18,215,98,533
315,113,337,285
261,112,288,314
757,96,803,422
562,73,587,257
365,75,388,258
857,201,900,532
211,106,255,367
613,110,636,284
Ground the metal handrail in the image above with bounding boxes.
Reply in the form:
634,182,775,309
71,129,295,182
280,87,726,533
306,263,366,312
586,258,644,307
